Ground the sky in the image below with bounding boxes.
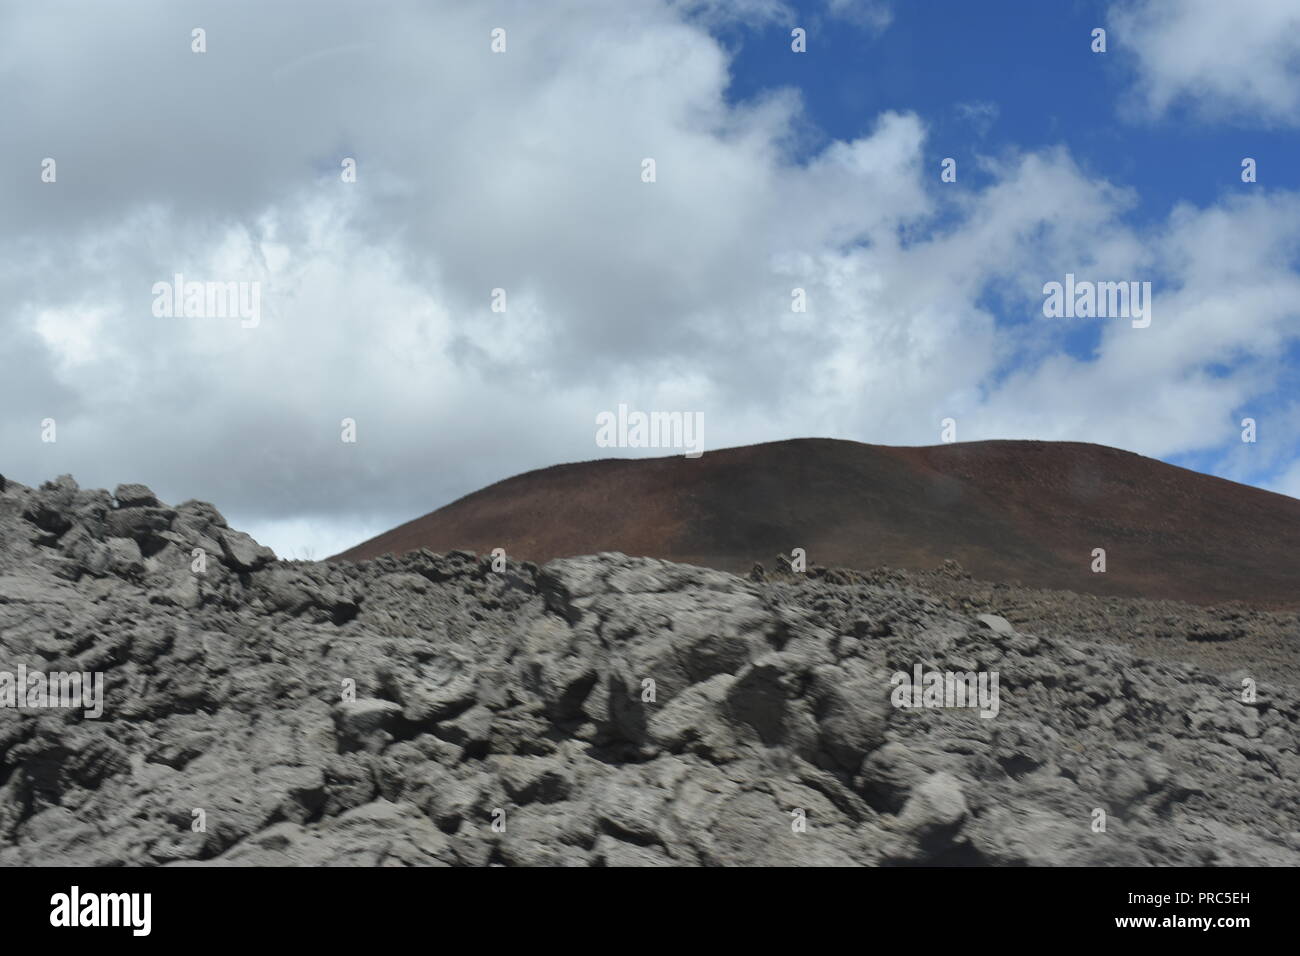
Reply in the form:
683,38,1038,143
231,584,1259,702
2,0,1299,559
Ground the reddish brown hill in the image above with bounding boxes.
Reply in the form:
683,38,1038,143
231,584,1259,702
332,439,1300,607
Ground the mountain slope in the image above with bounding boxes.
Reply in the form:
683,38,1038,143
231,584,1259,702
333,439,1300,607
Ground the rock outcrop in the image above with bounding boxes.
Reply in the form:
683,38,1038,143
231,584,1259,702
1,476,1296,866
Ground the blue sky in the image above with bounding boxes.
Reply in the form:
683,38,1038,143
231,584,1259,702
726,1,1300,218
715,0,1300,494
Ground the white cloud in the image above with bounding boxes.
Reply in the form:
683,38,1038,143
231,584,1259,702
823,0,893,31
2,0,1299,556
1111,0,1300,125
954,100,999,138
1267,460,1300,500
672,0,892,31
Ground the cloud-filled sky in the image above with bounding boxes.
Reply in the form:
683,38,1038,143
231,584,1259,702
3,0,1299,558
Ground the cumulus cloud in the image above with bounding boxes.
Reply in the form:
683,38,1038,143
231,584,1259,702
2,0,1298,558
1111,0,1300,125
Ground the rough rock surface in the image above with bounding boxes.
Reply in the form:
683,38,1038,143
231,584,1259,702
1,476,1297,866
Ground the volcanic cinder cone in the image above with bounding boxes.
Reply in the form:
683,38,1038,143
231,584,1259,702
334,438,1300,607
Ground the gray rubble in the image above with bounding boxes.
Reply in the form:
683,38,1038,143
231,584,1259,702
0,475,1297,866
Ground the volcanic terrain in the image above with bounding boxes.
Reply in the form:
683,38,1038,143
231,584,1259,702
1,474,1297,866
335,439,1300,608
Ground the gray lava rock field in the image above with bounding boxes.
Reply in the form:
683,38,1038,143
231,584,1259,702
1,475,1297,866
